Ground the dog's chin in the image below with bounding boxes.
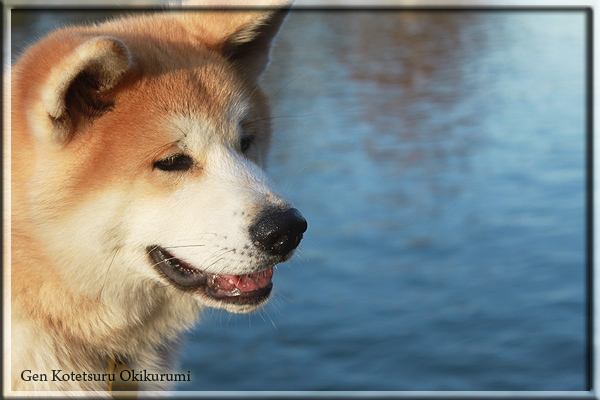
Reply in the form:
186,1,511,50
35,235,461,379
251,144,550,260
147,246,273,313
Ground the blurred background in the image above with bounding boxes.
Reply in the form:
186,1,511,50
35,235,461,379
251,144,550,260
10,5,589,392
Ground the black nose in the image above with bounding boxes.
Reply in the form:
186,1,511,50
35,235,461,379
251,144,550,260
250,207,307,257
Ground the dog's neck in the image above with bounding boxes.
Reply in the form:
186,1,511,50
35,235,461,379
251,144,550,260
10,232,202,392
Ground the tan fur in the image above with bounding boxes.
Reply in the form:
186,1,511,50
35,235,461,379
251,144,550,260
10,4,292,395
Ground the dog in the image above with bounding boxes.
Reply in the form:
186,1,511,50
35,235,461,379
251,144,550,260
9,2,304,394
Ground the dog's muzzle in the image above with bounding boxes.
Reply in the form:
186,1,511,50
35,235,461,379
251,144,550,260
148,207,306,306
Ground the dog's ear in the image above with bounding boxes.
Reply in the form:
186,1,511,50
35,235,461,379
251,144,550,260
177,2,291,80
16,35,133,146
219,6,290,80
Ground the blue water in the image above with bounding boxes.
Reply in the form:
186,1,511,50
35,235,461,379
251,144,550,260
11,8,588,392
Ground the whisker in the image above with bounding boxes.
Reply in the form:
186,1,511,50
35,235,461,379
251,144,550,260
257,308,278,330
98,246,121,299
201,248,234,273
245,114,315,125
269,298,284,317
281,162,313,195
273,288,292,305
163,244,206,249
270,71,308,100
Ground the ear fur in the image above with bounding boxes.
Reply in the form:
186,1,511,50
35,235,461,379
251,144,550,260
220,7,290,80
175,2,291,80
31,36,132,145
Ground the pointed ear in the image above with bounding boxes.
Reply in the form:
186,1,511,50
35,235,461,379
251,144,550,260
220,7,290,80
172,2,291,79
26,36,133,145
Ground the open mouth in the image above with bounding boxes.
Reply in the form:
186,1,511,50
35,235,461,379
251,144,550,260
147,246,273,304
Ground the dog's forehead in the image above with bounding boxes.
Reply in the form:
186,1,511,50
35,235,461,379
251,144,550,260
149,64,252,151
165,109,246,154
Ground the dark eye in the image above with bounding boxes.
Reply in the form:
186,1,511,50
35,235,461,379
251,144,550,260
240,135,255,153
153,154,193,172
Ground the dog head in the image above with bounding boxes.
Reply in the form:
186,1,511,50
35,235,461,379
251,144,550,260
11,6,306,315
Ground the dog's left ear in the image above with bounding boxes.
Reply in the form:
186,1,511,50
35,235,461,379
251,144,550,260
177,2,291,80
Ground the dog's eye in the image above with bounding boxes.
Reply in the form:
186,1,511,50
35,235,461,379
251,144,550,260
153,154,193,172
240,135,255,153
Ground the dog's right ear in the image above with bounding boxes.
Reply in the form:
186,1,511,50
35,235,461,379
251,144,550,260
14,35,133,146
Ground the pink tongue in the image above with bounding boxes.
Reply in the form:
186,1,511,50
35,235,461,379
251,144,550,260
217,268,274,293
